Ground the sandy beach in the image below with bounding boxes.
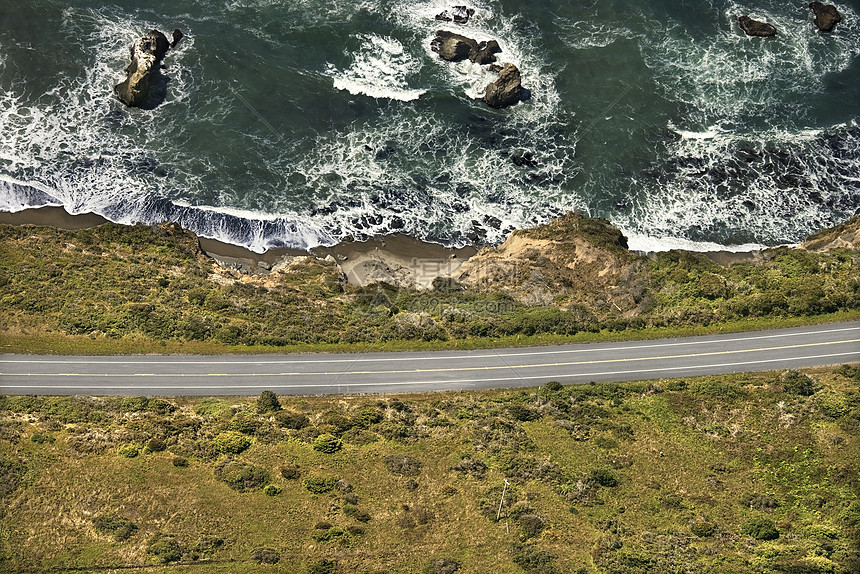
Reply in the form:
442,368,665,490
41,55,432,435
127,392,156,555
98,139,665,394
0,206,478,289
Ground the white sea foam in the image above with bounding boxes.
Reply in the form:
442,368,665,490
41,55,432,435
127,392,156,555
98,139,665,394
623,228,771,254
328,34,426,101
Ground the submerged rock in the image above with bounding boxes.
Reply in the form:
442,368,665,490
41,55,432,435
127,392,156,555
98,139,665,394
431,30,500,64
171,28,184,47
738,16,777,37
809,2,841,32
114,30,171,107
483,63,522,109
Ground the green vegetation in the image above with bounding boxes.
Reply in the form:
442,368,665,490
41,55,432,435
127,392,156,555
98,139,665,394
1,221,858,354
1,366,859,572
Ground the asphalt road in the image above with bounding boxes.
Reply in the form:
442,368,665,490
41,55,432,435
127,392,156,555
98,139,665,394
1,322,858,396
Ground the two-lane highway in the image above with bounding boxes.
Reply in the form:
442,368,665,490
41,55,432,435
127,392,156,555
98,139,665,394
1,322,858,395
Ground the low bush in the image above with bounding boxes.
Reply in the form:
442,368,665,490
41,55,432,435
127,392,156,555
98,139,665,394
343,504,371,522
256,390,282,413
451,458,488,479
147,533,182,564
214,460,270,492
212,431,251,455
781,370,818,396
741,517,779,540
303,476,338,494
691,519,717,537
384,454,422,476
280,464,301,480
263,484,282,496
275,410,309,429
510,544,560,574
30,431,55,444
92,513,138,541
250,547,280,564
423,558,461,574
117,443,139,458
313,433,343,454
519,514,546,539
307,558,338,574
589,468,619,487
172,456,189,467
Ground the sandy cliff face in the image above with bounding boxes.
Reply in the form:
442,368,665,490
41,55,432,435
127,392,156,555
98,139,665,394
799,215,860,252
455,213,649,314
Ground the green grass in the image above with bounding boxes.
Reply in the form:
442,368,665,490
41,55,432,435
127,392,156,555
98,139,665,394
1,220,858,355
2,366,859,573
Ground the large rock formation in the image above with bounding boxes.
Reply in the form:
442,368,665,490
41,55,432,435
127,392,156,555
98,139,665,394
430,31,500,64
114,30,172,107
738,16,777,37
483,63,522,109
809,2,842,32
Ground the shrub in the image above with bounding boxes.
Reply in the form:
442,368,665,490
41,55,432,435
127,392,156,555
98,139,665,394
92,513,138,541
250,547,280,564
117,443,140,458
313,433,343,454
263,484,282,496
781,370,818,396
190,535,223,559
384,454,422,476
275,410,309,429
281,464,301,480
343,504,371,522
144,437,166,453
312,526,347,542
172,456,189,467
30,431,55,444
423,558,461,574
589,468,619,487
214,460,270,492
307,558,338,574
511,544,560,574
544,381,563,392
741,517,779,540
256,390,282,413
451,458,488,479
508,404,541,422
212,431,251,455
303,476,338,494
226,416,262,435
691,519,717,537
147,533,182,564
519,514,546,539
121,396,149,413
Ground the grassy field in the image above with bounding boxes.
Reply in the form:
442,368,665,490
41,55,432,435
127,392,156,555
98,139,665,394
2,366,859,573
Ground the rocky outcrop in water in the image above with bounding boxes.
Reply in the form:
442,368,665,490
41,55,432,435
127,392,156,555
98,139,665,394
483,63,522,109
809,2,842,32
435,6,475,24
430,31,500,64
738,16,777,37
114,30,173,107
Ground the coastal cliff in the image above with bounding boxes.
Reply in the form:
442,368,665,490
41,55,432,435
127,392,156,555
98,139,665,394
0,211,858,351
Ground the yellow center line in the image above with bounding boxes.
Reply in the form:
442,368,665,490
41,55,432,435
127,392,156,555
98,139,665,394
5,338,856,378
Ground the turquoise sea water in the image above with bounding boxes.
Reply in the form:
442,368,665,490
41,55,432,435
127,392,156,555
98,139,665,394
1,0,859,252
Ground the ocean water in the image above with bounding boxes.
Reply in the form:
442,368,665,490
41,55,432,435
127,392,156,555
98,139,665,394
0,0,858,252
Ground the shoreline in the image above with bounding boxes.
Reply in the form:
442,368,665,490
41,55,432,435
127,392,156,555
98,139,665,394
0,206,479,289
0,206,768,280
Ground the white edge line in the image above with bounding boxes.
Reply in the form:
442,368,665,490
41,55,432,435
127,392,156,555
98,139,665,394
3,350,858,392
1,324,858,365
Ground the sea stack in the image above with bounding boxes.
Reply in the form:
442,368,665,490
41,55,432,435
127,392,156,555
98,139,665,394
114,30,171,107
483,63,522,109
809,2,842,32
738,16,777,37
